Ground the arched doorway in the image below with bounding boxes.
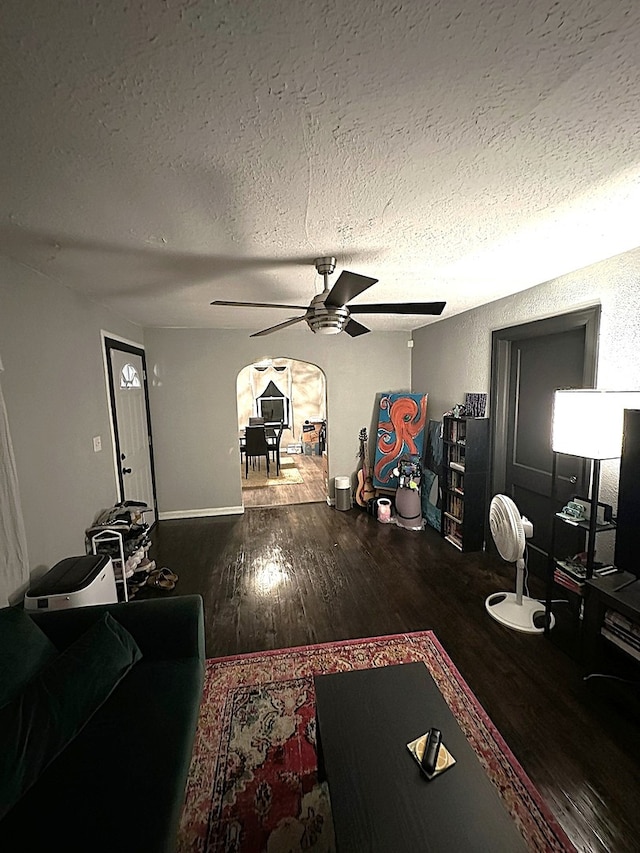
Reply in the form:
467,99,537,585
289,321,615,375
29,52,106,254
236,357,328,507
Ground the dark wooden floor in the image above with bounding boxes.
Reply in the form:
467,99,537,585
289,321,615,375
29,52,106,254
146,503,640,853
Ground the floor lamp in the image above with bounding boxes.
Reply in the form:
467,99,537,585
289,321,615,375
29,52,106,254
551,390,640,576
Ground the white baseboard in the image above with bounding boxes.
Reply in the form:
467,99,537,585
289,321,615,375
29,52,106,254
158,506,245,520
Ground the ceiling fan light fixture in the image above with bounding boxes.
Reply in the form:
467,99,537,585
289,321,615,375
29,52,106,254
306,302,350,335
308,318,344,335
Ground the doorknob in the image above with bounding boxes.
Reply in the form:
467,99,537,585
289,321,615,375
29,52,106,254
122,467,132,475
569,476,577,484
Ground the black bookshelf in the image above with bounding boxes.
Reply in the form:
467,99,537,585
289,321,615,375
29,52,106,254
614,409,640,582
441,416,490,552
545,450,618,660
580,410,640,694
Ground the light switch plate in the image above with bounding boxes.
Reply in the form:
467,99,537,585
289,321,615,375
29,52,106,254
93,436,102,453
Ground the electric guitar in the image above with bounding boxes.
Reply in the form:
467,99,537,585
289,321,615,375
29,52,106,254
356,428,376,508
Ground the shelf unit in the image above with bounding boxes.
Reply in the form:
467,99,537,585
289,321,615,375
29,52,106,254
580,409,640,695
441,416,489,552
582,572,640,711
544,452,617,657
91,529,129,603
86,503,153,602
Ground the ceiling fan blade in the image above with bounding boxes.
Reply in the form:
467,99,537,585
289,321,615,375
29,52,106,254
348,302,446,315
344,318,371,337
249,316,307,337
324,270,378,308
211,299,308,310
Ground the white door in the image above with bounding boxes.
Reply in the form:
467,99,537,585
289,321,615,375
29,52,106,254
106,341,157,526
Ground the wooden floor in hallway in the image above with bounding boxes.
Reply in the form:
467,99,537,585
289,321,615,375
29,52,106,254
241,451,326,507
144,502,640,853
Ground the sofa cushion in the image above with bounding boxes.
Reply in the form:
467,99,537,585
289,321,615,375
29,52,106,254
0,657,204,852
0,612,142,820
0,606,58,707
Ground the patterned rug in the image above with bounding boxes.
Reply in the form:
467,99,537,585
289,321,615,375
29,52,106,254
178,633,575,852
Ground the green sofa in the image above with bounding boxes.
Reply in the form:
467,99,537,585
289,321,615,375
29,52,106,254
0,594,205,852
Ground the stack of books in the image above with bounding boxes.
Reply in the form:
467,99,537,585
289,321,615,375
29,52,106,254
444,493,463,524
554,560,616,595
602,609,640,662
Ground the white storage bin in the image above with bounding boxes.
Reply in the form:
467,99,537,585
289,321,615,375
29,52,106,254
24,555,118,611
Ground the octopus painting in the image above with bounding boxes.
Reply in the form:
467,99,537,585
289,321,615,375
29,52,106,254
372,393,428,489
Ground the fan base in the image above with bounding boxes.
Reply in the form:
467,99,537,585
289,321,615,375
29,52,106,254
485,592,554,635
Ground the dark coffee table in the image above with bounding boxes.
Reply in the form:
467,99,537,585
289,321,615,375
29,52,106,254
314,662,528,852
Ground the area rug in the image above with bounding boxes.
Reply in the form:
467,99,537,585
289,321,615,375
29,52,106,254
178,633,575,852
241,459,304,488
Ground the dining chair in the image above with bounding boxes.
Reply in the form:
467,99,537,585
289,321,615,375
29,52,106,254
244,425,270,478
267,421,284,476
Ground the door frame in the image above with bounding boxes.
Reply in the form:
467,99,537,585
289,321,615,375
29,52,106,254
490,306,601,501
102,334,158,520
236,356,328,507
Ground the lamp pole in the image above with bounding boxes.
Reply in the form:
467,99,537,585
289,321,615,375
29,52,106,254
586,458,601,579
545,451,559,635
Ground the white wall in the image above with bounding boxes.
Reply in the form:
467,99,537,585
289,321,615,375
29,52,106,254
411,245,640,505
0,258,143,585
144,327,411,516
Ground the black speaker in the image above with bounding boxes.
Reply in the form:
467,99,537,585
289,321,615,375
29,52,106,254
614,409,640,578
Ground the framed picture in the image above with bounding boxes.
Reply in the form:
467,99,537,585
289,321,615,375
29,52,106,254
464,392,487,418
372,393,428,489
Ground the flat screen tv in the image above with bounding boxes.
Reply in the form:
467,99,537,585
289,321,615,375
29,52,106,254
259,396,286,423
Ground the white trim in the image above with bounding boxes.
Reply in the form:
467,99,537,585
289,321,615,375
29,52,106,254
158,506,245,520
326,496,335,506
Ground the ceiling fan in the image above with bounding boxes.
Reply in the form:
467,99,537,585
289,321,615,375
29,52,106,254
211,257,446,337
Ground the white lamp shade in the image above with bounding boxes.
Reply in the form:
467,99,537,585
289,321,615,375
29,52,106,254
552,390,640,459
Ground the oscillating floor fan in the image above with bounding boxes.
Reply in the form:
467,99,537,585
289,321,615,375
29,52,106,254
485,494,553,634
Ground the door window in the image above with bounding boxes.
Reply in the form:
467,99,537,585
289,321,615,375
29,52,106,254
120,363,141,389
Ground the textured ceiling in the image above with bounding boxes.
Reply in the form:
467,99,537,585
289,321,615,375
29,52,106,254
2,0,640,332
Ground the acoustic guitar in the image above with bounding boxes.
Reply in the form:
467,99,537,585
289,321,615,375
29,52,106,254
356,428,376,508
